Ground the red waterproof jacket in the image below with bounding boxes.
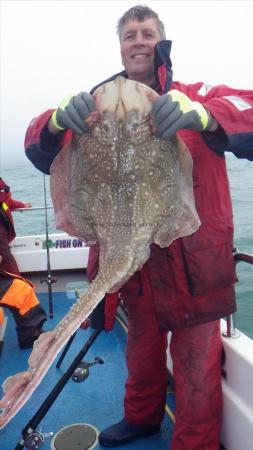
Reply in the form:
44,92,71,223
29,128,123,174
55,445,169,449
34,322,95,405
0,202,15,243
0,179,24,242
0,201,27,243
24,41,253,331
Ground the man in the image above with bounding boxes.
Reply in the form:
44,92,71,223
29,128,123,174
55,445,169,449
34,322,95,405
0,255,47,349
0,180,46,348
0,177,31,275
24,5,253,450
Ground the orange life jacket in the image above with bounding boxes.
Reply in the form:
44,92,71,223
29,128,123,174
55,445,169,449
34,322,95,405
0,307,4,326
0,269,39,315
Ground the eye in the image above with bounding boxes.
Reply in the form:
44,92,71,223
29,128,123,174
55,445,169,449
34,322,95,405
103,123,110,133
144,32,155,39
123,33,135,41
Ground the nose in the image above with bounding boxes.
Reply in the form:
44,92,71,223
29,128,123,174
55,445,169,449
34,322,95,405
133,31,146,46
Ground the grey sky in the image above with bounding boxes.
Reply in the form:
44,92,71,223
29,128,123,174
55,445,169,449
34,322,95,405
1,0,252,166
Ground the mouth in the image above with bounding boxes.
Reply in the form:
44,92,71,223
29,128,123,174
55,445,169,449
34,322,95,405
131,53,150,59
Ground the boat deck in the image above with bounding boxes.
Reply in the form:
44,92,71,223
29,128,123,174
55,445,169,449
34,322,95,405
0,273,175,449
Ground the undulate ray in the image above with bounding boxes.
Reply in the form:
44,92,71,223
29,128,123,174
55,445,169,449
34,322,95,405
0,77,200,428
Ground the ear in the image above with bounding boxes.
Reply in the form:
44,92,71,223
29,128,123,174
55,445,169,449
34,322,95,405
120,47,125,68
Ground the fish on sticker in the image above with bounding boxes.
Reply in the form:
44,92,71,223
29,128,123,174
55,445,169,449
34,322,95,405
0,77,200,428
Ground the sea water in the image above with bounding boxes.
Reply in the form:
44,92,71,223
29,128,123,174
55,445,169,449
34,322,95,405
2,154,253,339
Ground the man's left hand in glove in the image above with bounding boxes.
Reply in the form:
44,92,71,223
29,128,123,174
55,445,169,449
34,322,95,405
151,89,217,139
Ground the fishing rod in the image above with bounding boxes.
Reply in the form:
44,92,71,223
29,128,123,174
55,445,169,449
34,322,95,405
41,174,56,318
14,329,102,450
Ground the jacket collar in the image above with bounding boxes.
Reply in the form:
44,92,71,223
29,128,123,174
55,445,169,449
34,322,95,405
154,40,173,94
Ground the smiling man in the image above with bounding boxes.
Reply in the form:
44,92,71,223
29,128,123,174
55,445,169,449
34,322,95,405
25,4,253,450
119,16,163,87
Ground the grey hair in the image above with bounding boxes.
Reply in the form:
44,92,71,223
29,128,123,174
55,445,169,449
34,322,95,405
117,4,166,41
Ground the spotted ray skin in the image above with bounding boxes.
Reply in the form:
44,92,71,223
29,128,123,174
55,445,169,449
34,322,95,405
0,77,200,428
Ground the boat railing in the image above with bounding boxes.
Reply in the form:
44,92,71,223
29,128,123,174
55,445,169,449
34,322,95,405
12,206,53,212
223,249,253,338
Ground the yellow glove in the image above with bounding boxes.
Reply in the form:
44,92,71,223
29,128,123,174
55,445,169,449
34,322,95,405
151,89,214,139
51,92,96,135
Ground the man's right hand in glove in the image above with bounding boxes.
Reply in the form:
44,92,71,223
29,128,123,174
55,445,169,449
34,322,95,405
49,92,97,135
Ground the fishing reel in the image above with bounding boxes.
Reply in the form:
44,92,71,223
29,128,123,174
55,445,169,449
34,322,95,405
40,274,57,286
23,430,53,449
72,357,104,383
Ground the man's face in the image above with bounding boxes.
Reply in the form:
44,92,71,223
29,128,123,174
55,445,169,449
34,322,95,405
120,18,161,83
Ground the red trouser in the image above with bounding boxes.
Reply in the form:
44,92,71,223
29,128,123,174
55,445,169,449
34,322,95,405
123,266,223,450
0,227,19,275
